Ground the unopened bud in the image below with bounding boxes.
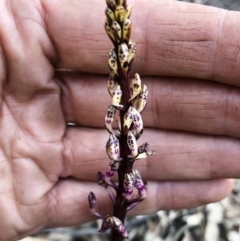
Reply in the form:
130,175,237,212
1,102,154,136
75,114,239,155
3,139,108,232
88,192,97,209
97,171,107,188
138,142,149,153
133,84,148,113
99,216,128,238
108,48,118,74
123,19,131,41
106,0,116,10
115,5,125,22
112,85,124,109
105,7,115,21
127,131,138,158
118,43,129,69
111,21,121,41
107,71,117,97
132,108,143,140
133,169,147,199
105,160,120,184
106,133,121,161
123,107,134,134
105,105,116,134
130,73,141,101
123,173,134,200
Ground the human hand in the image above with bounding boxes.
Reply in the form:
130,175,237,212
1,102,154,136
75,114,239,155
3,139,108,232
0,0,239,240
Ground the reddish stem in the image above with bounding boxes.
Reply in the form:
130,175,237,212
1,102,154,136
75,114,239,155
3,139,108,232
110,71,133,241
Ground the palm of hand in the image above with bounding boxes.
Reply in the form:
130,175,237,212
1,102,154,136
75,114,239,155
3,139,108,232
0,87,64,238
0,1,66,238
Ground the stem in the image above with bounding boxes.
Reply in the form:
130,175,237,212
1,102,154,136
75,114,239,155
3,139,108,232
111,72,132,241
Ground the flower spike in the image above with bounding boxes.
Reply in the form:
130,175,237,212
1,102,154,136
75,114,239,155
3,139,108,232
88,0,155,238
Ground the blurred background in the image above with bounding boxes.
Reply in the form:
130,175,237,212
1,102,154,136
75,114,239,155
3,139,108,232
181,0,240,10
20,1,240,241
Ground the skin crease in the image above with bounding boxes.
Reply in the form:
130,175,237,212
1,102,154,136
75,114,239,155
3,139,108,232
0,0,239,240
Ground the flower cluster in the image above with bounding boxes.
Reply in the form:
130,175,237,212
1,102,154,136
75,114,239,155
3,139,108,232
88,0,154,239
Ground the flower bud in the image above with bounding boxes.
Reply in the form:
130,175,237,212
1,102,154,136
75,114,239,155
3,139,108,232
105,105,116,134
127,131,138,158
97,171,107,187
105,19,115,41
107,71,117,97
88,192,97,209
123,19,131,41
108,48,118,74
116,0,126,6
99,216,128,238
132,108,143,140
133,84,148,113
127,41,136,64
105,160,120,184
105,7,115,21
112,85,124,109
111,21,121,41
132,169,147,199
130,73,141,101
118,43,129,69
136,149,155,160
135,139,155,159
115,5,125,22
106,133,121,161
140,181,148,199
124,5,131,20
106,0,116,10
138,142,149,153
123,173,134,200
123,106,134,134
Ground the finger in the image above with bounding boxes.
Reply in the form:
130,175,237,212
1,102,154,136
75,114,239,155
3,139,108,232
0,0,57,98
45,178,233,228
58,71,240,138
61,127,240,181
43,0,240,86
